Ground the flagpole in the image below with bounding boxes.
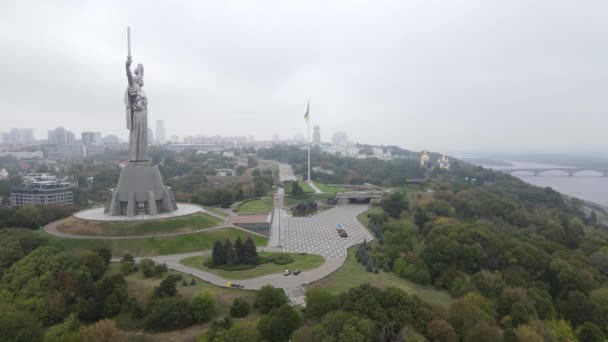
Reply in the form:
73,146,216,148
307,112,311,183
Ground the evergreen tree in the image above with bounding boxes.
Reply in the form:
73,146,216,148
223,239,235,265
225,240,237,266
244,237,259,264
366,256,376,272
590,211,598,225
212,240,225,266
361,249,369,265
234,237,245,264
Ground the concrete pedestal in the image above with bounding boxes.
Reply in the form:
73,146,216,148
104,162,177,217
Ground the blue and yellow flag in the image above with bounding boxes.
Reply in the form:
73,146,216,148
304,101,310,123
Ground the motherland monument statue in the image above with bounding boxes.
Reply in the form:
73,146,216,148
104,27,177,217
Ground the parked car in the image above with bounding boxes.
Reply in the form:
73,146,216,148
283,269,291,276
293,270,301,275
337,228,348,237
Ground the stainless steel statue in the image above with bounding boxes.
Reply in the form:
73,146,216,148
125,27,148,161
104,27,178,217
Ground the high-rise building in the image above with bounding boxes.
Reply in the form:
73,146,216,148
7,128,34,145
47,127,76,146
313,125,321,146
156,120,166,145
55,127,66,145
148,128,154,145
0,132,9,144
81,132,102,145
66,131,76,145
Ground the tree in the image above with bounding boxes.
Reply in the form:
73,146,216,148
43,314,81,342
366,256,376,272
191,291,218,323
75,250,106,281
121,253,134,263
223,240,237,265
93,248,112,265
576,322,605,342
119,261,135,276
144,298,193,330
230,297,250,318
234,237,245,264
212,241,226,266
426,319,457,342
590,211,598,225
152,275,182,298
304,289,337,320
464,322,502,342
448,299,494,339
257,304,302,342
312,311,375,342
139,258,157,278
243,237,258,264
255,285,288,314
80,319,125,342
0,304,42,342
381,192,409,218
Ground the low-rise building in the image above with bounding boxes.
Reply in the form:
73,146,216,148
10,173,73,207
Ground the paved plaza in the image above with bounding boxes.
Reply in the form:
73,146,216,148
74,203,203,222
277,205,373,258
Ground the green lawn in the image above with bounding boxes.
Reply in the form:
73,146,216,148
204,207,231,219
236,197,274,214
284,193,335,207
56,213,223,237
297,176,315,193
307,246,452,307
40,228,267,257
313,182,345,193
180,252,325,280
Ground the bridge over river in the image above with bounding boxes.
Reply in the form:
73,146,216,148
501,168,608,177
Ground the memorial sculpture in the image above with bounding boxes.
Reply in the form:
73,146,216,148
104,27,177,216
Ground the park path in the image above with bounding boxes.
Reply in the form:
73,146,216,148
308,181,322,194
278,163,297,182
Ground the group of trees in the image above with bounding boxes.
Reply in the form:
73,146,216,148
0,205,81,230
212,237,259,267
257,145,425,186
304,284,435,341
357,168,608,341
292,201,318,217
0,228,227,339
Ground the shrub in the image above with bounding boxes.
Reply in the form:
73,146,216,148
191,292,218,323
270,254,294,265
144,298,193,330
120,261,135,276
255,285,288,314
230,297,251,318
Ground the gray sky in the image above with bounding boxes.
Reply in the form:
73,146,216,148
0,0,606,153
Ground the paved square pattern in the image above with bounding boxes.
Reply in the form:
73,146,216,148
278,205,374,258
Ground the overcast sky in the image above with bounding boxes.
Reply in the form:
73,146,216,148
0,0,606,154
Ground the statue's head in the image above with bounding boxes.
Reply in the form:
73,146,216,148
134,64,144,87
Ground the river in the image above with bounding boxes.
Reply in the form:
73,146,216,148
479,161,608,207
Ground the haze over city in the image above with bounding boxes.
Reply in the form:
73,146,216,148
1,0,607,153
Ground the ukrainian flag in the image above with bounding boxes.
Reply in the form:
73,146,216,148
304,101,310,123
